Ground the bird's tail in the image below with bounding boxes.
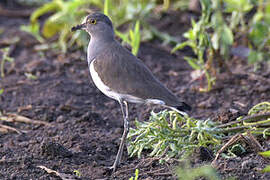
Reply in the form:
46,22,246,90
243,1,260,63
176,102,191,112
165,102,191,116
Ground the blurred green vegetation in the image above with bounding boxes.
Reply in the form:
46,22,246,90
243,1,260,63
21,0,94,52
259,150,270,173
176,163,220,180
0,47,14,78
21,0,171,53
173,0,270,91
15,0,50,6
128,169,139,180
21,0,270,91
115,20,141,55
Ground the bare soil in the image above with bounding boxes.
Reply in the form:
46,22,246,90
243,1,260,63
1,3,270,180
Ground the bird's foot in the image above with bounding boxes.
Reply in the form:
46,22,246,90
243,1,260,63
104,163,118,174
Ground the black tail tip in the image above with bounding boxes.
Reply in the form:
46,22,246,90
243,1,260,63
176,102,192,112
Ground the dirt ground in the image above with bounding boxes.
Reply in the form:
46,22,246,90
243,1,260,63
1,2,270,180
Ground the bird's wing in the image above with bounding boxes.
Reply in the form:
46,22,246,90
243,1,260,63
92,42,182,107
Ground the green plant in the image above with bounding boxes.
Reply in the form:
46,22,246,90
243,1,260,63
16,0,50,6
127,102,270,162
176,163,219,180
0,89,3,95
21,0,91,52
1,47,14,78
127,110,223,160
172,0,235,91
20,23,45,43
168,0,190,11
129,169,139,180
227,144,246,157
103,0,155,27
22,0,161,53
24,72,38,80
103,0,170,55
259,150,270,173
172,0,270,91
103,0,142,55
115,21,141,55
247,0,270,64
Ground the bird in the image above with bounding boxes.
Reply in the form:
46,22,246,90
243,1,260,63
71,12,191,172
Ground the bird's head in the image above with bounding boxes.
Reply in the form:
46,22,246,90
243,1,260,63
71,12,114,38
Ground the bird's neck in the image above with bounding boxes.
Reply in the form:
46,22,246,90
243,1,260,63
87,35,114,65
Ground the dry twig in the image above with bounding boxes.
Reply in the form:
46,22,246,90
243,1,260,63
0,124,25,134
212,132,264,167
37,165,77,180
0,113,50,126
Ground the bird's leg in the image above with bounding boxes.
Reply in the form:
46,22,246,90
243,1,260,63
119,101,129,163
111,100,129,172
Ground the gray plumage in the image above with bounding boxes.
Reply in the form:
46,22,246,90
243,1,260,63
71,12,191,173
91,40,187,108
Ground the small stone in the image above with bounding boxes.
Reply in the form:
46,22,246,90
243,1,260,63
241,159,256,170
56,115,65,123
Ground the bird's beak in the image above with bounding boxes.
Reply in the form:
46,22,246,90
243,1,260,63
71,23,86,31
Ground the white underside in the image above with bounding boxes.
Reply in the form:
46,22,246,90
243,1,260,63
89,59,165,105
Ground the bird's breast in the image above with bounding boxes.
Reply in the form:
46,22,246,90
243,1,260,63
89,59,145,104
89,59,119,101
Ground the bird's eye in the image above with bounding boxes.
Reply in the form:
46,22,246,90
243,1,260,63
89,19,97,24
